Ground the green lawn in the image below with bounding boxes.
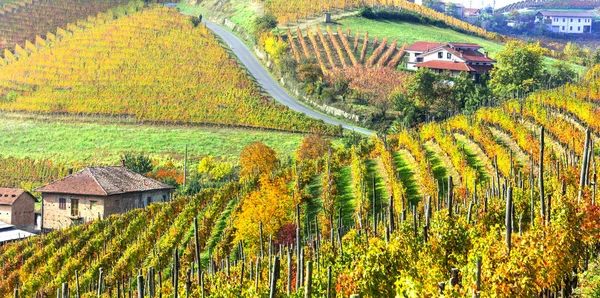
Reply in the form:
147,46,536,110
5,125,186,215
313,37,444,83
177,0,260,29
0,116,307,164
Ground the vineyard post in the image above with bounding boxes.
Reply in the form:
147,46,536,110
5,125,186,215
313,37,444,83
540,126,545,222
62,282,69,298
260,222,264,259
412,205,417,236
194,218,201,283
388,195,394,232
448,176,453,217
327,266,332,298
14,288,18,298
185,269,191,298
475,256,482,297
174,249,179,298
506,187,513,255
200,272,205,298
467,200,473,224
240,260,245,289
269,256,280,298
304,261,313,298
137,275,144,298
287,249,292,295
547,194,551,225
76,270,80,298
149,267,155,298
97,268,103,297
255,255,260,290
579,129,591,203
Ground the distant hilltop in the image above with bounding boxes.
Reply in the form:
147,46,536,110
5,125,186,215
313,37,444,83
496,0,600,13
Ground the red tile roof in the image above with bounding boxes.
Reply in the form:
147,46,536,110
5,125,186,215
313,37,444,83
459,49,494,62
416,61,473,72
36,167,174,196
0,188,34,205
406,41,444,52
537,11,593,18
448,42,482,48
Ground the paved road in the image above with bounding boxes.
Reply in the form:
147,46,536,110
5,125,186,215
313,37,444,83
203,21,373,135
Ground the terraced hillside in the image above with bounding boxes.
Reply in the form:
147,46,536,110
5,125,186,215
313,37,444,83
0,5,336,134
2,71,600,297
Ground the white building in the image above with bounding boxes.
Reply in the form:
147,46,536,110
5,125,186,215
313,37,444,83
406,41,495,81
535,11,593,34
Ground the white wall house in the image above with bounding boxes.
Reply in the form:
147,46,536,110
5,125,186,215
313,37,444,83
406,41,495,81
535,11,593,34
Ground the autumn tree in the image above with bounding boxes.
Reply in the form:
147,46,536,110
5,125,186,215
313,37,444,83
233,175,293,253
240,142,279,179
490,41,546,97
297,134,332,162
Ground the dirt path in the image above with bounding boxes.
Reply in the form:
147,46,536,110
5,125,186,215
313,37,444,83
520,119,567,158
453,133,495,181
424,140,461,186
554,112,600,144
487,126,535,172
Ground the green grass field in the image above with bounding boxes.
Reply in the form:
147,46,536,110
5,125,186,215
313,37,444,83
0,116,307,164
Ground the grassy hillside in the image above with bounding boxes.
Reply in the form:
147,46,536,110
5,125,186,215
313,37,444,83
327,16,506,57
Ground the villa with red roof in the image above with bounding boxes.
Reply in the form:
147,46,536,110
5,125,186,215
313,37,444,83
406,41,495,81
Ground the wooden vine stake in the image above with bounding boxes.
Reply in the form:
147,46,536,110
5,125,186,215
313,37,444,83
269,256,280,298
539,126,545,222
137,275,144,298
194,218,201,283
505,187,513,255
305,261,313,298
579,129,591,203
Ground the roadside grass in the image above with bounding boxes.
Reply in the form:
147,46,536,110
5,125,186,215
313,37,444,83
177,0,260,29
0,117,307,164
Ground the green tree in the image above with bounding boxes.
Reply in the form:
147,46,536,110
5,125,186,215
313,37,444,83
407,67,438,108
543,60,577,88
122,153,153,174
252,14,277,35
489,41,546,97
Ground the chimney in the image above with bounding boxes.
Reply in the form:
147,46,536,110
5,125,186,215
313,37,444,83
484,52,488,58
68,168,73,175
121,159,126,167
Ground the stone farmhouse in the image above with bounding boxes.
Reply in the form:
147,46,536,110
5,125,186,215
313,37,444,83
0,188,36,232
406,41,495,81
37,166,174,231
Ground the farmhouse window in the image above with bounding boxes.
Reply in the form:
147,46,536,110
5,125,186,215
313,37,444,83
563,18,565,22
578,18,581,23
447,52,451,59
570,26,573,30
578,27,580,31
147,197,152,205
562,26,565,30
90,200,97,208
59,198,66,210
71,199,79,217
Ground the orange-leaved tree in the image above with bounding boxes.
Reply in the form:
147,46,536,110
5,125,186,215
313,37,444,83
240,142,279,180
233,174,293,253
296,133,332,162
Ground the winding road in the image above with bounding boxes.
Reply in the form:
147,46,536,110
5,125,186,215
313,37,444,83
203,21,373,135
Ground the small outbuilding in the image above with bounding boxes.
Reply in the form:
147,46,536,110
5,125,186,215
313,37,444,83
0,188,36,232
37,166,175,231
